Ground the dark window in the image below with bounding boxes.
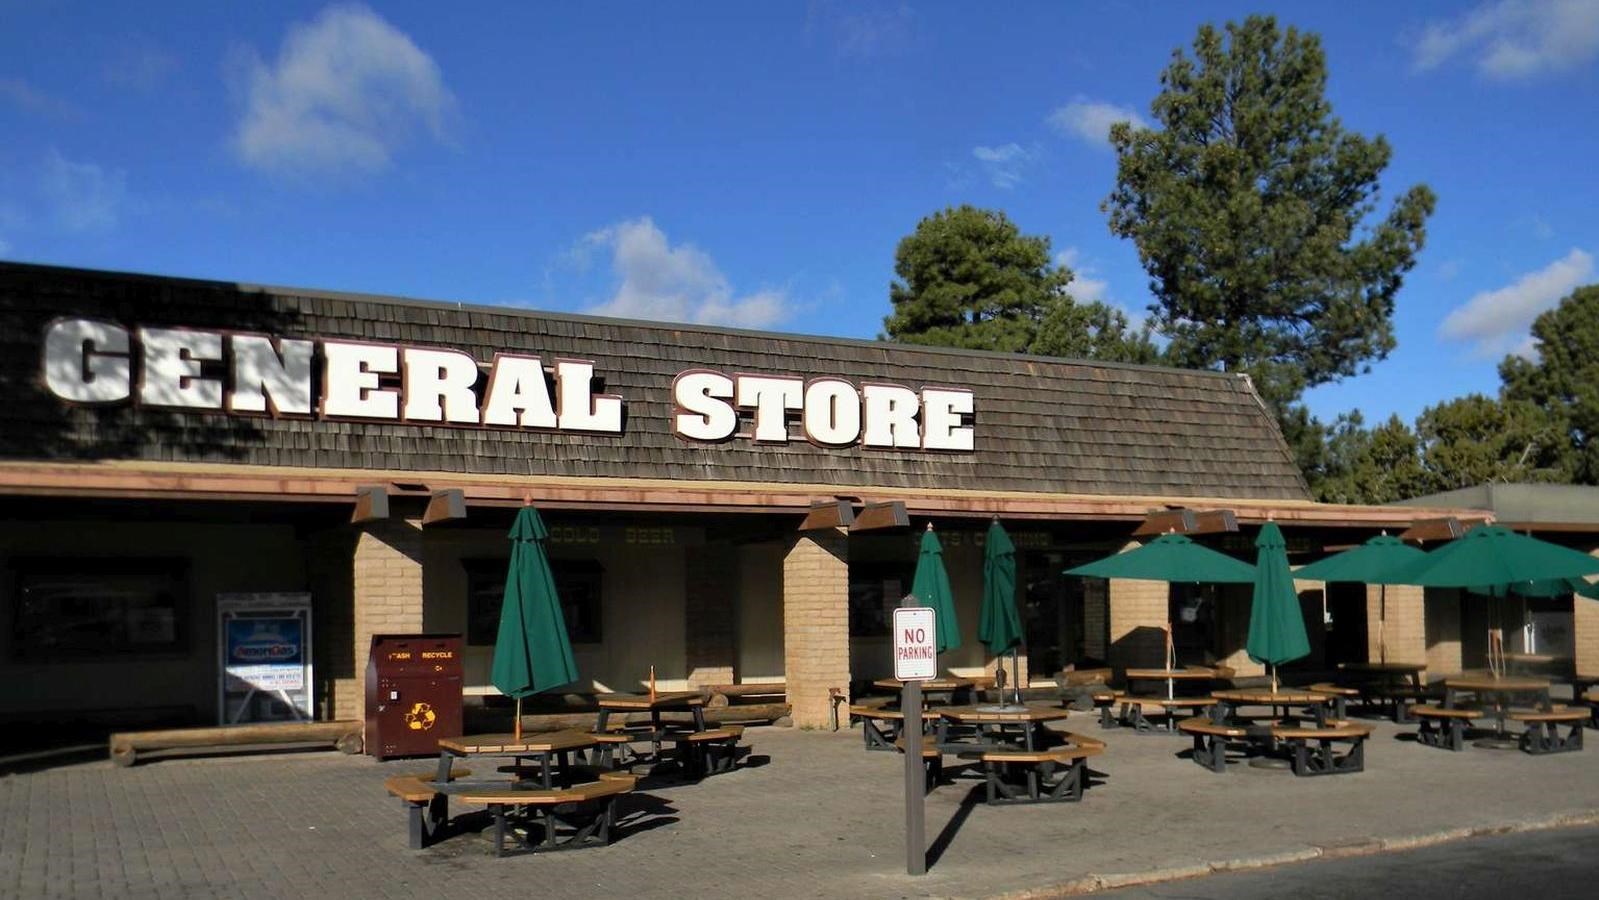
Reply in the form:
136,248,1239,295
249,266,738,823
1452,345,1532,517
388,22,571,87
848,562,910,638
10,558,188,661
463,558,602,646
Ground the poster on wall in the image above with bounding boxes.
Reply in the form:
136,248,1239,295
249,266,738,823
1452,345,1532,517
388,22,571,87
217,593,313,724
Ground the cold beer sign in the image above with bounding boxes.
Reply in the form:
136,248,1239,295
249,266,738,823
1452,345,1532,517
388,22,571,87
892,606,937,681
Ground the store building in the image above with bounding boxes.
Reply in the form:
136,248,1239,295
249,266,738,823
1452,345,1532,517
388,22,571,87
0,261,1477,733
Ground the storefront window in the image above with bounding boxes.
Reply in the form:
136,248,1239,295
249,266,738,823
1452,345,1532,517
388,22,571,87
848,562,909,637
10,559,187,660
463,558,602,646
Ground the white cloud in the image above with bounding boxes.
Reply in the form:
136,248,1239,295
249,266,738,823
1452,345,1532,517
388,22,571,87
1047,96,1147,147
970,143,1036,189
1413,0,1599,78
582,218,790,330
40,152,127,231
0,77,77,119
1439,248,1594,358
231,4,454,174
807,0,915,58
104,40,179,91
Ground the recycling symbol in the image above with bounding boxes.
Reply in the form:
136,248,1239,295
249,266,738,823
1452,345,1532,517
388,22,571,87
403,701,437,731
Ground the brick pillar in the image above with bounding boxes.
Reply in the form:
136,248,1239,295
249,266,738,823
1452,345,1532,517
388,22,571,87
1107,542,1167,669
1369,583,1426,665
1576,548,1599,677
1423,588,1463,675
685,544,737,688
783,528,849,729
349,518,425,719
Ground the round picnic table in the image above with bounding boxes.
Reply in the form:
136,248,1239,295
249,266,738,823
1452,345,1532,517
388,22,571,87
1444,674,1553,748
935,704,1068,752
1209,689,1334,729
594,691,708,760
435,729,597,788
1504,652,1556,676
872,676,978,706
1336,661,1427,687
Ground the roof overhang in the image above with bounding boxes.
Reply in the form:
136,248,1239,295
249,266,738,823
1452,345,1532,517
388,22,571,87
0,459,1492,530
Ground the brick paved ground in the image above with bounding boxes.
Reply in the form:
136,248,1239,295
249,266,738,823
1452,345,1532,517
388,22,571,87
3,715,1598,900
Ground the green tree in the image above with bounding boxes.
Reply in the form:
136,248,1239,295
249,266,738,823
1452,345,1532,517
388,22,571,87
1499,284,1599,483
1415,394,1569,490
1308,412,1427,504
1103,15,1436,415
883,205,1159,362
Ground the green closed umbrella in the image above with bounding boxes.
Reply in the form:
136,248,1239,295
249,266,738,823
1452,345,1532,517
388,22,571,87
1064,532,1257,583
1294,534,1427,664
910,524,960,655
491,507,580,740
979,519,1023,706
1247,522,1311,693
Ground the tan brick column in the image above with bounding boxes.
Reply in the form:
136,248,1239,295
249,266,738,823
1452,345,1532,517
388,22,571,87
348,517,425,719
783,528,849,729
1576,548,1599,677
685,544,737,688
1107,542,1167,669
1424,588,1463,675
1369,583,1426,665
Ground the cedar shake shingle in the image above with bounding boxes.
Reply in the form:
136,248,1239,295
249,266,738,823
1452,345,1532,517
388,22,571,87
0,262,1309,500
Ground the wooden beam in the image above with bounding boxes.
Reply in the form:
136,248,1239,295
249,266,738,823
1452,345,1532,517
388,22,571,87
798,499,855,531
1400,517,1466,543
422,489,467,526
1190,509,1239,534
850,501,909,532
1132,508,1197,537
351,485,389,524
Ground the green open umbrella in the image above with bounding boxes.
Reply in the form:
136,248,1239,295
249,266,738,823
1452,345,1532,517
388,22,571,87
491,507,579,740
1394,525,1599,676
911,524,960,655
1064,532,1257,583
978,519,1022,705
1293,534,1427,663
1394,525,1599,587
1247,522,1311,692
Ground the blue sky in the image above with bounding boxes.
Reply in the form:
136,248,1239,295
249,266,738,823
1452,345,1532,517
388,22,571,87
3,1,1596,425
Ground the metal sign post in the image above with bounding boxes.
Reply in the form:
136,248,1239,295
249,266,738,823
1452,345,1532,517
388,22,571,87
893,605,936,877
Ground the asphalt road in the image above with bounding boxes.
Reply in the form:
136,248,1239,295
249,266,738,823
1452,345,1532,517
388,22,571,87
1098,825,1599,899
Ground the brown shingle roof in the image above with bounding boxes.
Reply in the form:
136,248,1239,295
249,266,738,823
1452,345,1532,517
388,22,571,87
0,261,1310,501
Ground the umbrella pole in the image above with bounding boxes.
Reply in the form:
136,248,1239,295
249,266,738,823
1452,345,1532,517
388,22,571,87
514,696,522,742
1379,584,1387,664
1011,648,1021,706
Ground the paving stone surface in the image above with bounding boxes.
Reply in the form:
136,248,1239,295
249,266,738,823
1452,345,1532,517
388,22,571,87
3,714,1598,899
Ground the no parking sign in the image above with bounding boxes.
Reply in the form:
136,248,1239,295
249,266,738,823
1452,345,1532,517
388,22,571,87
892,606,936,681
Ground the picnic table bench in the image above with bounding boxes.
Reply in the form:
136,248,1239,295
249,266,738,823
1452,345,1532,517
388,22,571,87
849,705,904,751
1116,695,1214,733
978,734,1104,804
1270,722,1371,776
673,724,746,778
1508,707,1587,754
893,736,945,793
460,773,637,857
1412,705,1484,751
384,769,472,849
1177,717,1250,773
1306,683,1361,721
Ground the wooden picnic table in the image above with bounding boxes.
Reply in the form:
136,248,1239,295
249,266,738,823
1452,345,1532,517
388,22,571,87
1504,652,1556,676
1210,689,1333,729
934,704,1068,752
872,676,978,706
435,729,596,788
1443,674,1554,745
594,691,708,759
1336,661,1427,688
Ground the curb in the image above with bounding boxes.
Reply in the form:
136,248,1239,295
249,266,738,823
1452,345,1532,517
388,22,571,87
994,809,1599,898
